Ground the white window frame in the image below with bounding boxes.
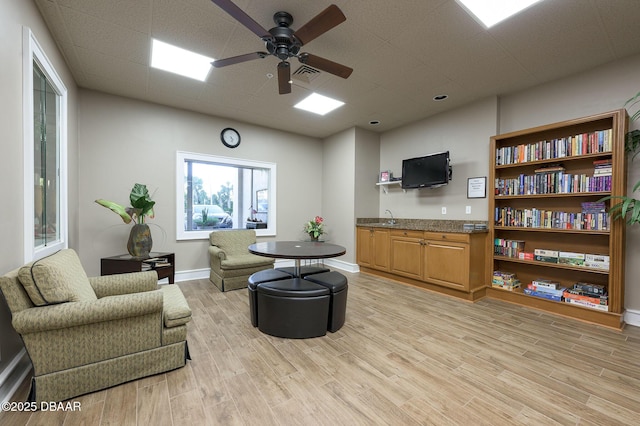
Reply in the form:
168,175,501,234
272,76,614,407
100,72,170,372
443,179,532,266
23,27,68,262
176,151,277,240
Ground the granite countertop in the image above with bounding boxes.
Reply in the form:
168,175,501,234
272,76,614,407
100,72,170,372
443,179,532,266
356,218,489,233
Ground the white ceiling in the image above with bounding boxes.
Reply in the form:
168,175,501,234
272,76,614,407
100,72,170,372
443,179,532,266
34,0,640,138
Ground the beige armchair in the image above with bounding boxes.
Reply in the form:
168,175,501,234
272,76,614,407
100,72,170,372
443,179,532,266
208,229,274,291
0,249,191,403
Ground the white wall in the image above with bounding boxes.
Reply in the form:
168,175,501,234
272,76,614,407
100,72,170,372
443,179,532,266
0,0,79,401
77,91,324,277
378,97,498,220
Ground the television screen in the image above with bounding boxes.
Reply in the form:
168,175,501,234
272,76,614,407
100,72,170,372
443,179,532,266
401,151,450,189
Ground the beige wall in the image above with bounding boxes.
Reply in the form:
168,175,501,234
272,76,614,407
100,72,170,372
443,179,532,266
77,91,324,277
354,127,381,220
322,128,357,263
378,97,498,220
0,0,79,399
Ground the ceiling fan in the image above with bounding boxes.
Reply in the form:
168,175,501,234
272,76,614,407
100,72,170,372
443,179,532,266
210,0,353,94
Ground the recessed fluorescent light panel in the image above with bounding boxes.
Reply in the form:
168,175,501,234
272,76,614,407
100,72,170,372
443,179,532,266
294,93,345,116
151,39,213,81
456,0,543,28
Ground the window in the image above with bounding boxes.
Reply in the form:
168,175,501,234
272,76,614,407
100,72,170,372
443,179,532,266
23,28,68,262
176,152,276,239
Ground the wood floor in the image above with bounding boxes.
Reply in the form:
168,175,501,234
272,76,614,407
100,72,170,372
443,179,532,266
2,271,640,425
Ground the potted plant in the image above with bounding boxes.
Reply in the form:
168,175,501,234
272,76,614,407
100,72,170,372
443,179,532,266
304,216,325,241
96,183,156,258
603,92,640,224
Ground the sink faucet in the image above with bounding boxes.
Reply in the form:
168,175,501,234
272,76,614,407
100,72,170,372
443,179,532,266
384,209,396,225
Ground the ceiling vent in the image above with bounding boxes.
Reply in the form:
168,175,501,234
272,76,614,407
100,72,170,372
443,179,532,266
292,65,321,83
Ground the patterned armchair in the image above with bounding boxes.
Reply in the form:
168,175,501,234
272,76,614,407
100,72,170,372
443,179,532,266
0,249,191,403
208,229,274,291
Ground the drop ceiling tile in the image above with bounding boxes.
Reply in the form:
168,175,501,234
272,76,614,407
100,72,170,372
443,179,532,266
151,0,239,58
34,1,75,47
56,0,150,33
149,68,213,100
57,6,149,64
75,47,149,87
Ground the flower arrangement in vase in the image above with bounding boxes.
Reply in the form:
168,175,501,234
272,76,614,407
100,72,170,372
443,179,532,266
304,216,324,241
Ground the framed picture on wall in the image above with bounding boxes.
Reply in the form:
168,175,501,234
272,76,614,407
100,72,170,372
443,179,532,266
467,177,487,198
380,170,391,182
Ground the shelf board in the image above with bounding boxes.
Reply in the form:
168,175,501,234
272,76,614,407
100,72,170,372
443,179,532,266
376,180,404,194
495,151,613,169
495,191,610,199
486,287,622,329
493,255,610,274
494,226,609,235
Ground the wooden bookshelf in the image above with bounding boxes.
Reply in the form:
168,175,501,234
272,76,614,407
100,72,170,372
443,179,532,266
486,109,628,329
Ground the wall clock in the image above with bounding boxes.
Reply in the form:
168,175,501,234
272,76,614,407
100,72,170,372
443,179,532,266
221,127,241,148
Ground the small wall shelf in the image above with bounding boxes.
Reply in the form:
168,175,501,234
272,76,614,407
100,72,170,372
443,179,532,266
376,181,404,194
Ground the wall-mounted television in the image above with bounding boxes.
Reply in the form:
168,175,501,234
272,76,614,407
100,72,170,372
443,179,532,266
401,151,451,189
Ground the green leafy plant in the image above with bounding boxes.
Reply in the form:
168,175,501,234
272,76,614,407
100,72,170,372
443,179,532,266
96,183,156,224
304,216,324,238
602,92,640,225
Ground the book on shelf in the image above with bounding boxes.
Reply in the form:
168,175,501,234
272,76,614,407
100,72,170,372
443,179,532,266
492,271,521,290
494,238,525,257
564,297,609,311
143,257,171,267
527,282,565,297
518,252,534,260
584,253,609,270
494,129,612,166
571,282,606,296
564,290,608,305
534,164,565,173
558,251,585,266
523,287,564,302
534,248,558,263
531,279,561,290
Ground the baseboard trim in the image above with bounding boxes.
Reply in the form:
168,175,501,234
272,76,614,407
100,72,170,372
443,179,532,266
624,309,640,328
174,268,210,282
173,261,359,285
0,349,31,403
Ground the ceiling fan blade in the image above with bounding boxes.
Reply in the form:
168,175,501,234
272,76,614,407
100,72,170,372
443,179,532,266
212,52,269,68
278,62,291,95
298,53,352,79
293,4,346,45
210,0,271,39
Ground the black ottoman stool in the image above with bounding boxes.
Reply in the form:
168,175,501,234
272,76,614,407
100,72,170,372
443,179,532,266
303,271,348,332
276,265,330,278
248,269,292,327
256,278,330,338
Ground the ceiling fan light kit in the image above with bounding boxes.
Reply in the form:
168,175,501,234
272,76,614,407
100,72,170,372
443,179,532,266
210,1,353,94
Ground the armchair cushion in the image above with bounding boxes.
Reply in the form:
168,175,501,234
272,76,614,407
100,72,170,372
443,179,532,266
18,249,96,306
161,285,192,328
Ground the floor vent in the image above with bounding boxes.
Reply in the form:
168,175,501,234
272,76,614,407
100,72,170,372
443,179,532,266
292,65,321,83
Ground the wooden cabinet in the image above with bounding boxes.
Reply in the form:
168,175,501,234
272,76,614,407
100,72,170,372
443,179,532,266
356,227,390,271
358,226,486,298
424,238,469,290
487,109,627,329
390,230,423,279
423,232,486,292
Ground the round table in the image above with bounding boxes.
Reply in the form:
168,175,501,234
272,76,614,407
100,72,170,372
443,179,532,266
248,241,346,277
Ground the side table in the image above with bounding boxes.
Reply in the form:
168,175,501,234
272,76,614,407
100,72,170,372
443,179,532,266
100,252,175,284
